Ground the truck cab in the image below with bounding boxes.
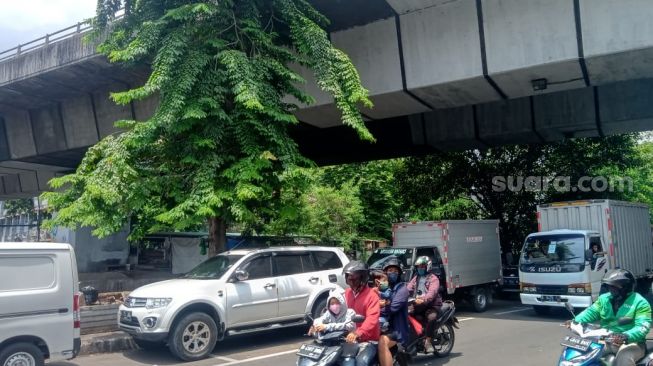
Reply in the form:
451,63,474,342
519,229,608,314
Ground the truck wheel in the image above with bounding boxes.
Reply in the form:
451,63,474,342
0,342,44,366
168,312,218,361
533,305,551,315
471,287,489,312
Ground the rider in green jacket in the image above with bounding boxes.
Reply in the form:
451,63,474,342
573,269,652,366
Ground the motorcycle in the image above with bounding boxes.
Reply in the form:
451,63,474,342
296,314,408,366
404,299,459,359
558,302,653,366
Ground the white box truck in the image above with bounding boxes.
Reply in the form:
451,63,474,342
0,243,81,366
519,200,653,314
367,220,503,312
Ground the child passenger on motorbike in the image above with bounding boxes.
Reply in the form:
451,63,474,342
371,271,393,333
406,256,443,353
309,289,356,336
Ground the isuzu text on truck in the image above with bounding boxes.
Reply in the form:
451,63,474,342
519,200,653,315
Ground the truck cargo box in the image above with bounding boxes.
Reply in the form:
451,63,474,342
392,220,502,293
537,200,653,278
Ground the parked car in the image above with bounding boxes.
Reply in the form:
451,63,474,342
0,243,81,366
118,246,349,361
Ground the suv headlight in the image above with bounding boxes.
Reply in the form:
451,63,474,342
145,298,173,309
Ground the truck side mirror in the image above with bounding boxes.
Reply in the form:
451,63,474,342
584,249,594,262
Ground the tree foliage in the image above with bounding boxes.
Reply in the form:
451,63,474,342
4,198,35,216
396,135,645,256
43,0,372,255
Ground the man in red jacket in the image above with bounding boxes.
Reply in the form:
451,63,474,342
343,261,380,366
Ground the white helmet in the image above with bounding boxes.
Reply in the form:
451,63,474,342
414,256,432,272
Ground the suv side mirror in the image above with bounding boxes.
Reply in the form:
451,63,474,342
234,270,249,281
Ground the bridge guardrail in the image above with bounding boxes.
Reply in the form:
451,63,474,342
0,9,123,63
0,22,92,62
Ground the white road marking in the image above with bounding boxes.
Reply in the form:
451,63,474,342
494,307,531,315
212,316,480,365
211,355,239,362
457,317,475,321
214,349,298,365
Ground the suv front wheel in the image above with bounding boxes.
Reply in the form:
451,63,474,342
168,312,218,361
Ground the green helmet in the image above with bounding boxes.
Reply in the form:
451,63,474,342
414,256,432,272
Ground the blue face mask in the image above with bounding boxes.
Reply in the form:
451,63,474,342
417,268,426,276
387,272,399,284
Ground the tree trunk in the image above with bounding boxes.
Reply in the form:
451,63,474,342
207,216,227,257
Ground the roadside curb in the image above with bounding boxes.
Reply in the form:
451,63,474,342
80,331,137,356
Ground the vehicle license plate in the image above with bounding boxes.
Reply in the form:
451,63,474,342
120,310,133,322
297,343,326,360
560,336,591,352
540,295,561,302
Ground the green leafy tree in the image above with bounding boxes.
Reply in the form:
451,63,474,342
396,135,643,255
320,160,401,240
43,0,372,256
302,182,364,251
4,198,35,216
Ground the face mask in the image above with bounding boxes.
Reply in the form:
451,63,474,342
387,272,399,284
329,304,341,314
417,268,426,276
379,281,389,291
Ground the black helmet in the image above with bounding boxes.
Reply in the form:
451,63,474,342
382,256,403,274
602,269,635,293
343,260,369,282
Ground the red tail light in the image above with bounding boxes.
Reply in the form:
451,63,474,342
73,292,81,329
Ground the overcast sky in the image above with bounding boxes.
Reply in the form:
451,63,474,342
0,0,96,52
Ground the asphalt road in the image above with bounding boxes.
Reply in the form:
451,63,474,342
51,296,574,366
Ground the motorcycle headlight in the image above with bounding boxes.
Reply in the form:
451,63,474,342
145,298,173,309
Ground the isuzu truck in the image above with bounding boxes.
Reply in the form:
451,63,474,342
519,200,653,314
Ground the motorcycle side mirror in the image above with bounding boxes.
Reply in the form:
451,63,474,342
617,317,634,326
352,314,365,323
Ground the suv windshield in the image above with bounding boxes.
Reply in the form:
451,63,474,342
184,254,243,279
367,248,414,270
520,234,585,265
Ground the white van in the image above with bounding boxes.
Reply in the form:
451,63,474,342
0,243,81,366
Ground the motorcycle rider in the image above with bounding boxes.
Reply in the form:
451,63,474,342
570,269,652,366
406,256,443,353
309,288,356,336
342,261,380,366
377,257,410,366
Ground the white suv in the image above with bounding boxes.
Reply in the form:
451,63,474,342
118,246,349,361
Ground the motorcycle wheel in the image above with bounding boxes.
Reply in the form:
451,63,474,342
393,351,409,366
432,323,455,358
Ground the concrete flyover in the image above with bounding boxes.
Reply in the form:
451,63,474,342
2,0,653,198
